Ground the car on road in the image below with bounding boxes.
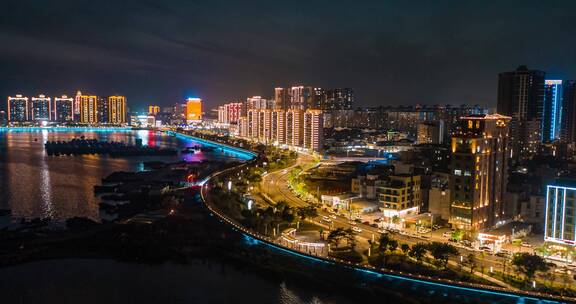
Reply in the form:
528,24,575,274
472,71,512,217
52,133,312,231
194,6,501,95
521,242,533,248
418,228,430,234
329,214,337,219
479,246,493,254
322,216,332,223
442,232,452,238
352,226,362,233
555,268,570,274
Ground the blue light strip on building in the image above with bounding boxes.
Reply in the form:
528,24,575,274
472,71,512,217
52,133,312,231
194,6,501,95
545,185,576,246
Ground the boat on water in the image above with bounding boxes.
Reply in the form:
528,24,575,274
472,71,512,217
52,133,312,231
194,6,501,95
181,147,196,154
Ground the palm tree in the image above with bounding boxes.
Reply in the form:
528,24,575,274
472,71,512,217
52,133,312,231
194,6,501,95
327,228,348,248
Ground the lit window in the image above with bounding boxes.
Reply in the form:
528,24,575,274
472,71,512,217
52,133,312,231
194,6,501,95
454,169,462,176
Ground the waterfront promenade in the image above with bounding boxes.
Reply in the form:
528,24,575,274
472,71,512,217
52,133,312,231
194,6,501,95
189,132,572,304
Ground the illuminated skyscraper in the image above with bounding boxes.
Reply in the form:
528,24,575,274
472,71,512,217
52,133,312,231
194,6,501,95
30,94,51,121
247,109,259,139
417,121,444,144
497,65,545,160
218,102,243,124
7,94,29,122
80,94,98,124
97,97,108,123
542,80,563,141
561,81,576,143
449,114,511,231
286,109,304,146
290,86,313,110
108,96,126,124
53,95,74,122
185,98,202,122
274,87,290,110
323,88,354,110
148,105,160,115
74,91,82,120
275,110,286,145
246,96,273,110
304,109,323,152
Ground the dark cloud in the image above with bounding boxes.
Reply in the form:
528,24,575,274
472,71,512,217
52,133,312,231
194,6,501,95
1,0,576,111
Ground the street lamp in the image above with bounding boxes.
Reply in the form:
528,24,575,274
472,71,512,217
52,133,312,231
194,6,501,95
428,213,434,238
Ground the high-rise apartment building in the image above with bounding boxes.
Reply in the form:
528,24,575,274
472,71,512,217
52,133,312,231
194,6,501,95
545,179,576,246
312,88,325,110
7,94,29,122
286,109,304,146
108,96,126,124
97,97,108,123
497,65,545,160
449,114,511,231
304,109,323,152
80,94,98,124
74,91,82,120
290,86,313,110
561,81,576,143
416,121,444,144
218,102,243,124
185,98,202,123
240,108,320,152
246,96,273,110
324,88,354,110
542,80,563,141
53,95,74,122
274,87,290,110
149,105,160,115
274,110,286,145
30,94,51,121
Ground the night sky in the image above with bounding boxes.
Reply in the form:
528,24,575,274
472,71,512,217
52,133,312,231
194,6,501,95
1,0,576,111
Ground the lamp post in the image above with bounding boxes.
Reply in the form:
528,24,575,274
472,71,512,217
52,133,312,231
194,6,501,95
429,213,434,238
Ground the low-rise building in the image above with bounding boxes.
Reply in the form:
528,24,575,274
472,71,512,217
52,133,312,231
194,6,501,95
545,179,576,246
378,174,421,220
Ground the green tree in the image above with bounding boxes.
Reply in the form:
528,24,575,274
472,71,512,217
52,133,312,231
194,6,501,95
400,243,410,255
327,228,355,249
296,206,318,220
427,242,459,269
378,233,399,253
451,229,464,241
534,244,549,257
409,243,427,263
376,233,398,266
511,253,550,284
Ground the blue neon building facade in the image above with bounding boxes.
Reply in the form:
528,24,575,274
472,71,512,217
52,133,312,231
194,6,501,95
542,80,563,141
545,181,576,246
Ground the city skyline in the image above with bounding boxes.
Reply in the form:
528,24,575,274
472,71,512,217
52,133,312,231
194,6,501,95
2,1,576,110
3,2,576,302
